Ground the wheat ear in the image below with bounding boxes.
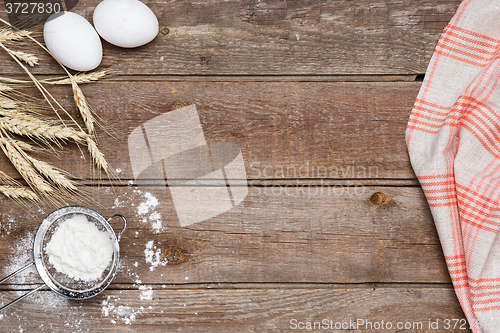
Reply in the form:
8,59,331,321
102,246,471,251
0,169,38,200
0,97,17,108
71,78,94,134
0,83,12,91
0,185,38,200
86,137,109,173
0,135,52,193
24,154,77,191
48,71,107,85
9,50,38,67
0,71,106,86
0,169,19,186
0,28,30,42
0,116,88,144
0,138,39,152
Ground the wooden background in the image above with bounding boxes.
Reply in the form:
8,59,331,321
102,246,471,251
0,0,470,332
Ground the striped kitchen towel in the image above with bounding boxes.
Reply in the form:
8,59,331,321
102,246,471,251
406,1,500,332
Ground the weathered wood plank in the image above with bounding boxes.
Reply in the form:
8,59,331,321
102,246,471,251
0,81,419,181
0,287,469,332
0,185,448,285
0,0,460,75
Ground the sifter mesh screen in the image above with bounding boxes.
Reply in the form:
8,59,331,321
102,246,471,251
39,212,117,293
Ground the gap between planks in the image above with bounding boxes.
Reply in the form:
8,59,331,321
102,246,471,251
0,179,422,187
0,74,423,83
0,282,454,292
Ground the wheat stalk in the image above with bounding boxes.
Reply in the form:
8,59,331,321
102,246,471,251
0,167,39,201
0,20,96,137
2,45,39,67
0,107,54,123
0,183,38,229
0,20,114,206
0,41,87,135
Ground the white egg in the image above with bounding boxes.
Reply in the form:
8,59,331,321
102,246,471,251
44,12,103,71
93,0,159,48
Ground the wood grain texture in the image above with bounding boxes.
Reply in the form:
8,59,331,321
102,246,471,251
0,287,469,332
0,0,461,75
0,0,468,328
0,185,449,285
0,81,419,181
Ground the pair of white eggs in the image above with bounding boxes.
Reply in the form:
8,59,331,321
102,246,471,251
44,0,159,71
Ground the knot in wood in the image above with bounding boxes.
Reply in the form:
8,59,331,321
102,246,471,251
370,192,390,206
163,247,186,265
172,102,189,110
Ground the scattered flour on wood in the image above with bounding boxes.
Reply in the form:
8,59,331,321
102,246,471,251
2,291,91,332
149,211,162,232
112,189,164,233
0,214,16,235
139,286,153,300
122,257,140,282
101,294,152,325
137,192,163,233
2,230,37,284
144,240,168,271
137,192,158,215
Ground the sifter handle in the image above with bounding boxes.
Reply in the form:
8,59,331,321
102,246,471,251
0,262,45,312
107,214,127,242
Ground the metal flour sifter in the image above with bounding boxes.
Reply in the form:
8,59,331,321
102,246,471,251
0,206,127,311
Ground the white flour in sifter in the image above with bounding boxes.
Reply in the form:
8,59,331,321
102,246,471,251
45,214,113,281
